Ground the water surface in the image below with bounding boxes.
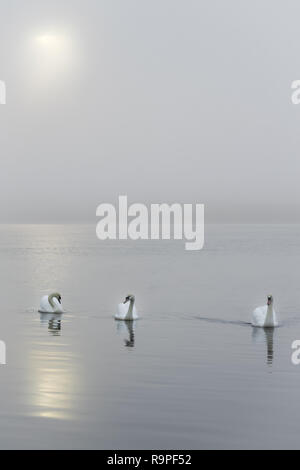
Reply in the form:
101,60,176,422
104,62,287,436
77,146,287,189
0,224,300,449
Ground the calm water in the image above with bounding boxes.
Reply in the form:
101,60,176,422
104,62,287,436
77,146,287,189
1,224,300,449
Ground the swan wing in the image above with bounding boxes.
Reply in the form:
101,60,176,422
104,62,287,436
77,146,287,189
115,303,139,320
39,296,64,314
252,305,267,327
115,303,127,320
39,295,52,313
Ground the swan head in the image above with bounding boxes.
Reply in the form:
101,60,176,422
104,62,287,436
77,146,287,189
124,294,135,304
267,295,273,306
51,292,62,304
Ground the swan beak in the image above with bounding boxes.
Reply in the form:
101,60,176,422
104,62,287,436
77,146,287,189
124,298,129,304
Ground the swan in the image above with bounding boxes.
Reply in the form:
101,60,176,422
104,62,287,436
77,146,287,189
115,295,138,321
39,293,64,314
252,295,278,328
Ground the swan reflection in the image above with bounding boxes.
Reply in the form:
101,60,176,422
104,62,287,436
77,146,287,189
115,320,136,348
40,313,62,336
252,327,275,366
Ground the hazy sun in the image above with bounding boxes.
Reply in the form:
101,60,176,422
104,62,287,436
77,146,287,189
29,32,75,85
36,34,66,48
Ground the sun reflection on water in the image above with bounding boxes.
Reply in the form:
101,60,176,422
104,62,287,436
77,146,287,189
29,317,79,421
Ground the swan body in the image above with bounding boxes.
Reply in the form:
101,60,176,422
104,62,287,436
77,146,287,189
39,293,64,314
115,295,138,321
252,295,278,328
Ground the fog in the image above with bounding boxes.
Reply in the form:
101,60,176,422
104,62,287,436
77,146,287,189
0,0,299,223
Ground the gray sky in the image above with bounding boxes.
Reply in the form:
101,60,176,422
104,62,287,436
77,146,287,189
0,0,299,223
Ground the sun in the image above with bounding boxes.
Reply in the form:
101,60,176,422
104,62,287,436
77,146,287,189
30,32,74,84
35,33,70,55
36,34,61,46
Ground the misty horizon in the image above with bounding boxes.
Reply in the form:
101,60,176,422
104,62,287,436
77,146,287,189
0,0,299,224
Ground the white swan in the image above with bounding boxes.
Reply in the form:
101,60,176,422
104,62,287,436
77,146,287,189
115,295,138,321
39,293,64,314
252,295,278,328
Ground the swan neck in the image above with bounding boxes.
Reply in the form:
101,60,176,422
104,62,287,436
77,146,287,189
264,303,274,325
267,303,273,315
125,298,135,320
48,294,56,309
